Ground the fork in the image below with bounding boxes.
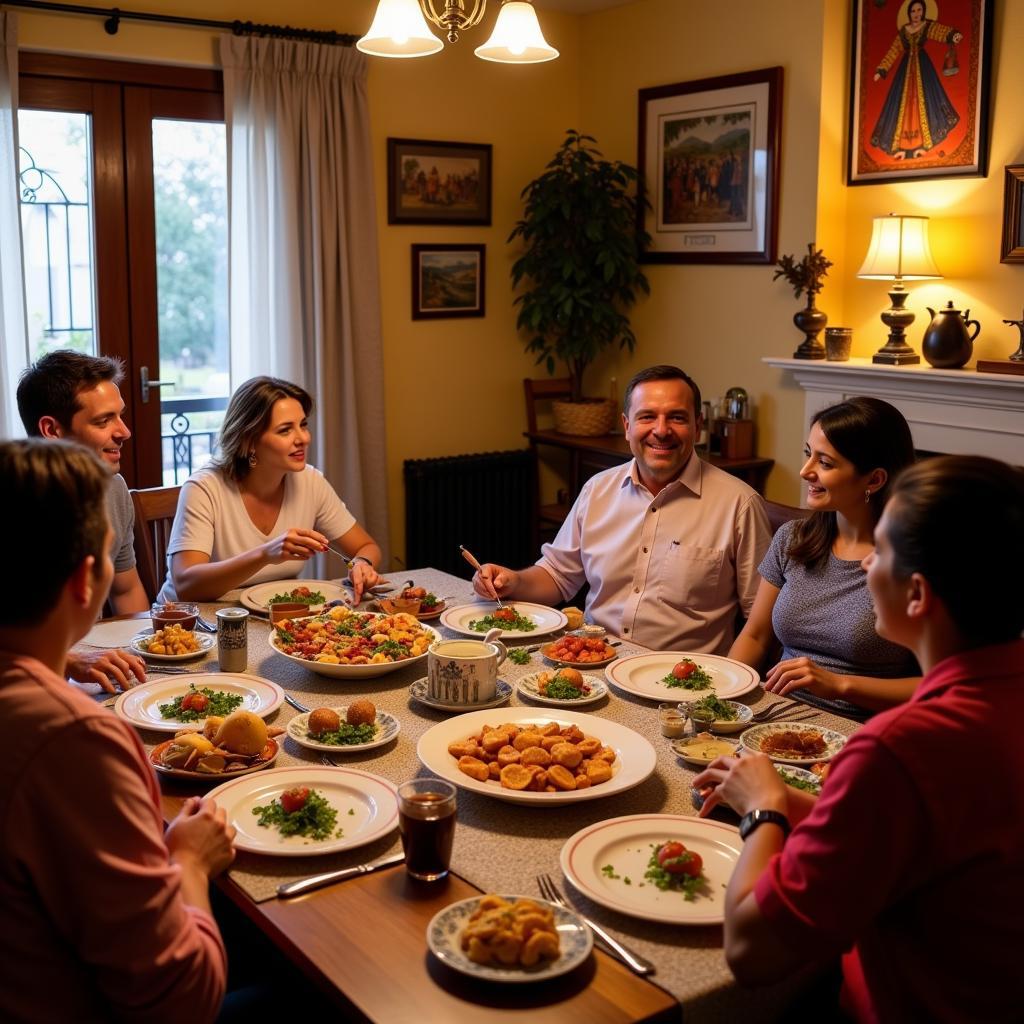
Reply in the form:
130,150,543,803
752,703,820,724
320,754,340,768
459,545,504,608
536,873,655,976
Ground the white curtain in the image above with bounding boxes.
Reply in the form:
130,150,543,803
220,35,389,565
0,12,28,438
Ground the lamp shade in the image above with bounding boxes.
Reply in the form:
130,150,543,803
857,214,941,281
474,1,559,63
357,0,443,58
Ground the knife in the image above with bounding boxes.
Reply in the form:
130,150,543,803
277,852,405,898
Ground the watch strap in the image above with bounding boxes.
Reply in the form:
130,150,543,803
739,808,791,841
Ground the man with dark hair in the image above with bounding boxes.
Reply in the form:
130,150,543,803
475,365,771,653
17,350,148,690
0,439,232,1022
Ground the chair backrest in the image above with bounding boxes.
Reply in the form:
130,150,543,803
763,498,811,536
523,377,572,432
131,485,181,602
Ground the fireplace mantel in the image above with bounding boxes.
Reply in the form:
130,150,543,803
763,357,1024,461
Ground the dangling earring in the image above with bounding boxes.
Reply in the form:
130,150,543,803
864,488,872,504
248,450,258,468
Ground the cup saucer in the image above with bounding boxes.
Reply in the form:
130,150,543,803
409,677,513,713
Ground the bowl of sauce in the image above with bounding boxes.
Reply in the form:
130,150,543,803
151,601,199,632
670,733,740,767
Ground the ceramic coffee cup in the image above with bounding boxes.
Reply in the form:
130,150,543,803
427,629,507,705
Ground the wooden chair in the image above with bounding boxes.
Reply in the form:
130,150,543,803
523,377,574,548
763,498,811,536
131,485,181,602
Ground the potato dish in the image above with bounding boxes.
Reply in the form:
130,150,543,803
461,895,560,968
273,607,432,665
142,624,200,655
449,720,618,793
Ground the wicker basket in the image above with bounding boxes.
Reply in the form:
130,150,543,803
552,398,617,436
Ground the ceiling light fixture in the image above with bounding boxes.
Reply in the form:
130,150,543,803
357,0,558,63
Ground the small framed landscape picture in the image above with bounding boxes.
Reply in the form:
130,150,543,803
388,138,492,225
411,244,486,320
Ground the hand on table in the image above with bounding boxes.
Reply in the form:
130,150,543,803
166,796,236,878
66,648,147,693
263,528,328,565
472,563,518,603
764,657,846,699
692,752,788,819
348,559,382,605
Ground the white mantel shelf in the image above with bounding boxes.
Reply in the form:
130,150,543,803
764,357,1024,462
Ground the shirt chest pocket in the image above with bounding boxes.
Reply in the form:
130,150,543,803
658,544,725,608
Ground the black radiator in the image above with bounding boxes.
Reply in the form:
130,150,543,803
404,449,534,579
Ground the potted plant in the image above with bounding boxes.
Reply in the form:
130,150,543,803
773,243,833,360
509,129,650,434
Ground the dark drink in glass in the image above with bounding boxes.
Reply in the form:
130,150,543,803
397,779,456,881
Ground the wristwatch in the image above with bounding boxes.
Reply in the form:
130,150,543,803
348,555,374,569
738,808,791,841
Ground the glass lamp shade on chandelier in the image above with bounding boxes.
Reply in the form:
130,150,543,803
357,0,559,63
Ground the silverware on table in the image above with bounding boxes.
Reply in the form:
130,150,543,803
536,873,655,976
751,703,820,724
277,852,406,899
285,693,311,714
459,545,504,608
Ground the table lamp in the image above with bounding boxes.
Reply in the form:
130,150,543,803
857,214,941,365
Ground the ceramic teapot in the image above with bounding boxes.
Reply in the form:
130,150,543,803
922,301,980,369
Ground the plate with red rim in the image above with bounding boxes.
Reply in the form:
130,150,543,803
239,580,349,615
604,652,759,702
560,814,742,925
440,602,567,639
150,738,280,781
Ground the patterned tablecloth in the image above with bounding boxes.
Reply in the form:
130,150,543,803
109,569,861,1021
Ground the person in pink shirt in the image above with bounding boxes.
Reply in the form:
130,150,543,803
694,455,1024,1022
0,439,234,1023
474,365,771,652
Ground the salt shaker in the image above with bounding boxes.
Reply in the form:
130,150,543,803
216,607,249,673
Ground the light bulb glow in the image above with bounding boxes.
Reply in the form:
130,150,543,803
475,2,558,63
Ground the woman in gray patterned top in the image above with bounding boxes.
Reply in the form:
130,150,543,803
730,397,919,716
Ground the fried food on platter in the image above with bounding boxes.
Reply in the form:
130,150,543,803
761,729,827,759
461,896,561,968
143,623,200,655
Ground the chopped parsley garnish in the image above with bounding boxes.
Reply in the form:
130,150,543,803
158,684,244,722
312,722,378,746
777,768,822,794
252,789,342,841
469,609,536,632
544,678,585,700
600,864,620,879
660,660,714,690
508,648,531,665
643,844,709,901
373,640,407,658
689,694,737,721
268,588,326,606
420,593,439,609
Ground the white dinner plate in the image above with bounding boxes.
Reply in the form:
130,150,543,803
130,629,215,662
561,814,742,925
206,765,399,857
605,652,759,702
268,613,440,680
417,708,657,806
516,670,609,708
409,677,513,713
440,602,568,640
427,895,592,982
112,673,284,733
285,707,401,754
239,580,349,615
740,722,848,766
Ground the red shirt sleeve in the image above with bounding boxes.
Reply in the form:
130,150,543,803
8,715,227,1022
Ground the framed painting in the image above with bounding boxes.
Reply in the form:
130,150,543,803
411,244,486,320
637,67,782,265
848,0,993,184
388,138,492,225
1001,166,1024,264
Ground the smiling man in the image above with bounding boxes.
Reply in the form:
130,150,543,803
474,365,771,652
17,350,149,690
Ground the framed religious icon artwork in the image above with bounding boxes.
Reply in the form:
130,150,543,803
848,0,993,184
1001,166,1024,264
387,138,492,225
637,67,782,265
411,244,486,320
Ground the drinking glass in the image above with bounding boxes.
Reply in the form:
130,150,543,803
397,779,456,881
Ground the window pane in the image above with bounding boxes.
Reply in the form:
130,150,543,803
152,119,228,485
17,110,96,359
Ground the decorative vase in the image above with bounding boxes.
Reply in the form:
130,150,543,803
552,398,617,436
793,294,827,359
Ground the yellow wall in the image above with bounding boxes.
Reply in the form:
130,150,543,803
18,0,1024,558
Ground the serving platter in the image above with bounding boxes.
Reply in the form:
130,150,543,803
130,629,215,662
426,895,592,983
239,580,349,615
417,708,656,806
113,673,285,733
561,814,742,925
205,765,399,857
150,738,279,781
285,707,401,754
739,721,847,766
440,602,567,640
515,670,608,708
605,652,759,702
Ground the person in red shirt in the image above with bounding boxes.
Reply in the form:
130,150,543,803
0,439,234,1023
695,455,1024,1022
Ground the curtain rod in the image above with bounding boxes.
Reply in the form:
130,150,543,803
3,0,358,45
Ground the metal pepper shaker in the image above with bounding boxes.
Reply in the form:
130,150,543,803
216,607,249,673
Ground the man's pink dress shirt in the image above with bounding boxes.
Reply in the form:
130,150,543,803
0,652,227,1023
538,456,770,653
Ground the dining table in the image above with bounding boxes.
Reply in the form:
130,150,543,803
81,568,863,1023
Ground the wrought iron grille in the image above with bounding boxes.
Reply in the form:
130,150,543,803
161,395,229,484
